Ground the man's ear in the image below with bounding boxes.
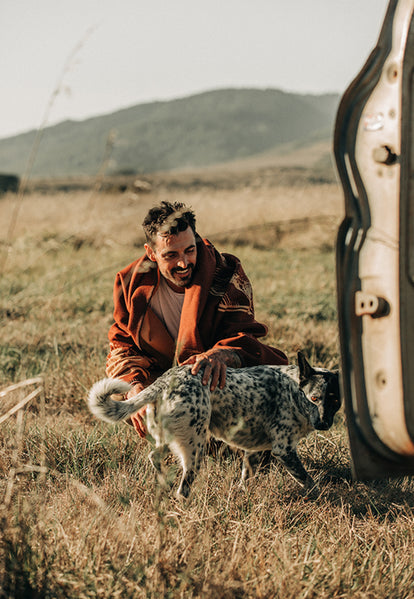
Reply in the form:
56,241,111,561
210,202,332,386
144,243,157,262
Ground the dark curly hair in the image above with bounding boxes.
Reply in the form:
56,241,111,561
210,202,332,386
142,201,196,245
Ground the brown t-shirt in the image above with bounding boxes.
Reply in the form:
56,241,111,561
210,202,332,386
150,277,185,340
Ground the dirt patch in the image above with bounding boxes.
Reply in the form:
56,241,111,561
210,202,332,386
210,215,340,251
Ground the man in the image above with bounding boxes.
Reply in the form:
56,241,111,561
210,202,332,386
106,200,287,436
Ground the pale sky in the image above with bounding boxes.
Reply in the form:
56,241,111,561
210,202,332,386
1,0,389,140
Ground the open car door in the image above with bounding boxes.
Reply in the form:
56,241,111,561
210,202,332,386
335,0,414,479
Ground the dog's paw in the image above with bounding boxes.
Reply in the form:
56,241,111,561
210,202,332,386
237,477,250,492
302,480,321,501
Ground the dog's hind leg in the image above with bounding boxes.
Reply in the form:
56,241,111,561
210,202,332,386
148,445,169,473
171,433,206,499
177,466,197,499
241,451,259,482
148,444,172,492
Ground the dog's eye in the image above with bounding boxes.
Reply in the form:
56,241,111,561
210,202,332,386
311,396,319,402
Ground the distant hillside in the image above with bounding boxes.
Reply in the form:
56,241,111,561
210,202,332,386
0,88,339,178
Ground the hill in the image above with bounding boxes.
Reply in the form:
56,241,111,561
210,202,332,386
0,88,339,178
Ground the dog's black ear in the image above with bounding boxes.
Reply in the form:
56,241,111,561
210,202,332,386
297,351,315,381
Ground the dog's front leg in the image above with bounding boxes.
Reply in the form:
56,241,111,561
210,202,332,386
272,447,319,497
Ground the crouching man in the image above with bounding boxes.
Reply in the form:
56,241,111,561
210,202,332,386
106,200,288,436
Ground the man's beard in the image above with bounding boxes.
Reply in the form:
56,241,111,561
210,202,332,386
171,264,195,286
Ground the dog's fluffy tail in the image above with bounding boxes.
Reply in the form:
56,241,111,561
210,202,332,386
88,378,153,423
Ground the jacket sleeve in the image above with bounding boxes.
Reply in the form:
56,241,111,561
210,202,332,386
106,272,161,385
106,343,161,385
210,261,288,366
212,323,288,367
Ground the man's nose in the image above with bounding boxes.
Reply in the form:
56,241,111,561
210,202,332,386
176,255,188,269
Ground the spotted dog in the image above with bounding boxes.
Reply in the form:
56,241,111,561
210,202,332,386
88,352,340,498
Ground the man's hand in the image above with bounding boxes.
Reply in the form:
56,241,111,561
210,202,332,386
125,383,147,438
181,348,241,391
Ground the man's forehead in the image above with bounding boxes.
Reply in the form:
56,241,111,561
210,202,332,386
154,227,196,252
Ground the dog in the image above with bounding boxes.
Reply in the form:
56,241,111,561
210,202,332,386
88,352,340,498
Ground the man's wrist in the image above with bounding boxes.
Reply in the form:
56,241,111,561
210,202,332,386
217,348,242,368
127,382,144,399
229,350,242,368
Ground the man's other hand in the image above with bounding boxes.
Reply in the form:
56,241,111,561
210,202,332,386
125,383,147,437
181,348,241,391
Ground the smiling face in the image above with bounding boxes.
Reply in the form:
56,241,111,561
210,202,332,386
144,226,197,291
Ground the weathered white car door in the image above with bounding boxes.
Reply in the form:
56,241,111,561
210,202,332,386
335,0,414,479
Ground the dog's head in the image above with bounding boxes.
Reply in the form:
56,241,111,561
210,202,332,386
297,351,341,430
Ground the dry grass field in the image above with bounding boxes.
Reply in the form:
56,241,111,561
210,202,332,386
1,172,414,598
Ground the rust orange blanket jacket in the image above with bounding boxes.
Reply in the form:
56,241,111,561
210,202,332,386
106,237,287,386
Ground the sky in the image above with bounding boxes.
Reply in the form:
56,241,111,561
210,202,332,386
1,0,390,140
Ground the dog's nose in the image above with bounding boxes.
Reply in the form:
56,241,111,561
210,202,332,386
315,421,330,431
